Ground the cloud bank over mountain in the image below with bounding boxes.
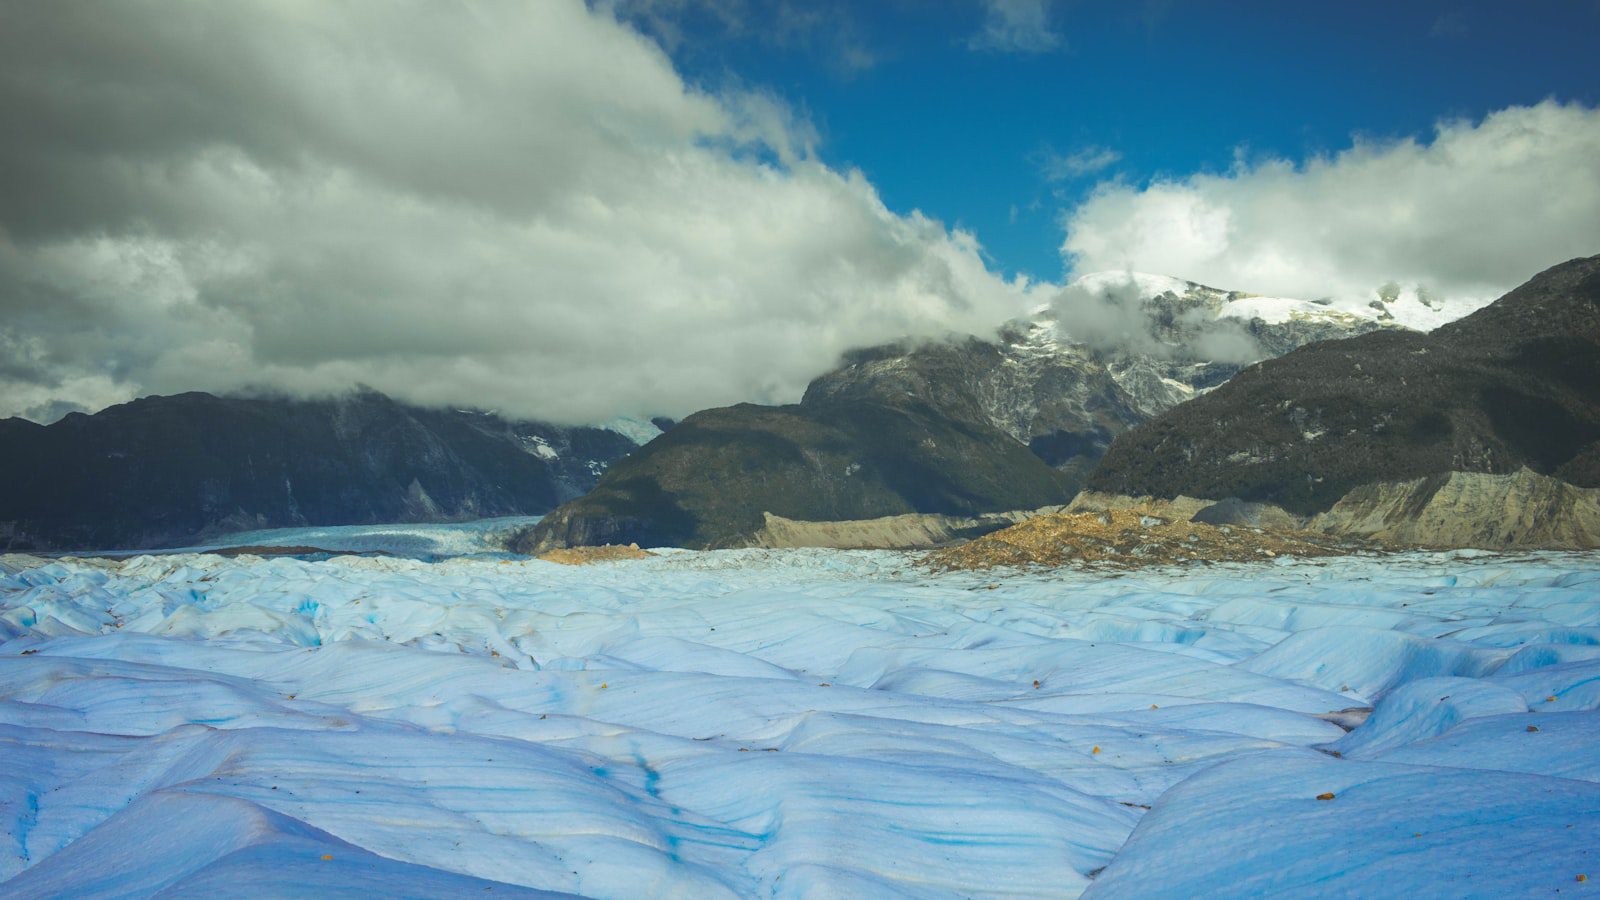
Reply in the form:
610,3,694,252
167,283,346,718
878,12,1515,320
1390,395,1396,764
1061,100,1600,309
3,2,1595,427
0,0,1033,423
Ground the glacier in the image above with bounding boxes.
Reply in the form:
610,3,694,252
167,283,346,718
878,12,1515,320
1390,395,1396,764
3,546,1598,897
97,517,547,561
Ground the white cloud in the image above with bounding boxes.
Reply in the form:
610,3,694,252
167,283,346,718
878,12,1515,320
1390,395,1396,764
0,0,1035,423
1060,100,1600,309
1041,145,1122,181
968,0,1061,54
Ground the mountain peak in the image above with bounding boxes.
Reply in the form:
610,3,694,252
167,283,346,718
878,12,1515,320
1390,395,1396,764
1437,254,1600,343
1090,253,1600,513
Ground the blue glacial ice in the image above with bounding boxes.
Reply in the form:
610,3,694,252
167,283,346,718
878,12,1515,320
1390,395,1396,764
2,548,1598,896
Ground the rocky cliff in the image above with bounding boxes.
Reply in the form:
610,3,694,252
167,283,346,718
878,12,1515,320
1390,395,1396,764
1309,468,1600,549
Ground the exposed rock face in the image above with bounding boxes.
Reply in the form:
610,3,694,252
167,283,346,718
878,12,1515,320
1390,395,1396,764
803,336,1141,489
0,390,640,550
750,507,1060,550
1310,469,1600,549
514,399,1077,551
1090,256,1600,514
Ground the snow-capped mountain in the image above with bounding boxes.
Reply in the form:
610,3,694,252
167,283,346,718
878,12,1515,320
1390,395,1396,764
1090,254,1600,514
1064,270,1485,332
805,270,1402,485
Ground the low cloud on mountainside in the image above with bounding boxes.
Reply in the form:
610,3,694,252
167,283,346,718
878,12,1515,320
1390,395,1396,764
1061,100,1600,308
0,1,1034,424
1047,277,1260,364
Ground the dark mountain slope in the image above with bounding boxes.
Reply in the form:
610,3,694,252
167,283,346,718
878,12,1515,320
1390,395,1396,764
0,390,638,550
1088,255,1600,514
519,398,1077,551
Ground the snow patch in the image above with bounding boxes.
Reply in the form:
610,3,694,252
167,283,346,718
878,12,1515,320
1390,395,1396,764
603,416,665,446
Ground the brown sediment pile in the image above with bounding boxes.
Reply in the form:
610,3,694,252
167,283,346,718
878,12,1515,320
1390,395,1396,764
922,509,1370,571
537,543,653,565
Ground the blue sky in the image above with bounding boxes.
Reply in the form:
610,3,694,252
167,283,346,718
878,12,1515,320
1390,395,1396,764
625,1,1600,282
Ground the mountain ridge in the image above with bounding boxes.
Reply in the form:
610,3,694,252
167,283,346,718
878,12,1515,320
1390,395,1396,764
520,273,1397,551
1088,255,1600,513
0,389,642,551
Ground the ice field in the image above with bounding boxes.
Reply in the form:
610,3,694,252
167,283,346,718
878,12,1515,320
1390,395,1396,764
93,516,547,561
3,544,1599,897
